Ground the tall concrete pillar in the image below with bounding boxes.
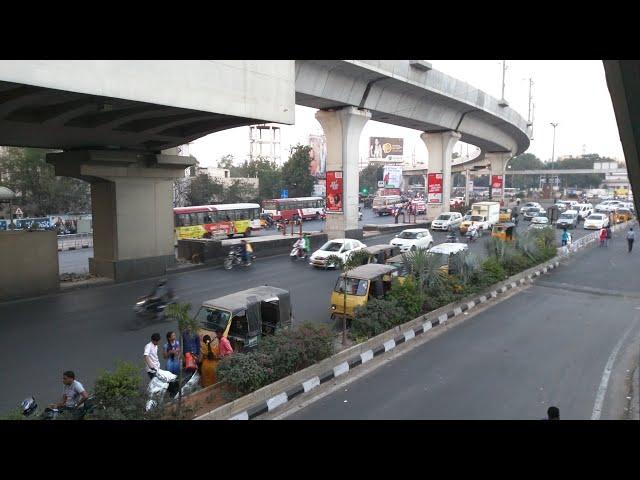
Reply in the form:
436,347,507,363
421,131,461,219
316,107,371,240
486,151,512,202
47,150,195,282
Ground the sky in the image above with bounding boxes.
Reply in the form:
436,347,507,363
188,60,624,168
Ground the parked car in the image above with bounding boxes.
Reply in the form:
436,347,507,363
556,210,579,229
523,202,542,209
583,213,610,230
431,212,463,231
309,238,366,268
389,228,434,253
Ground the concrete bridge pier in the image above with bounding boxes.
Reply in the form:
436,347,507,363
421,130,461,219
316,107,371,240
47,150,195,282
486,151,512,202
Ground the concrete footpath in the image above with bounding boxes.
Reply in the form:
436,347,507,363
285,223,640,420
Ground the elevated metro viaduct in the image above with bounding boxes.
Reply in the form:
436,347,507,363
0,60,530,285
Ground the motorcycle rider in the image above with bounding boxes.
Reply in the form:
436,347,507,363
147,279,174,313
467,223,479,242
239,239,253,265
49,370,89,419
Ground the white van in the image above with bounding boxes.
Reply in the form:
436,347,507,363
574,203,593,220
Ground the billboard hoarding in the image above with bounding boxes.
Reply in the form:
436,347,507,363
326,171,343,212
309,134,327,177
383,165,403,189
369,137,403,160
491,175,503,196
427,173,443,204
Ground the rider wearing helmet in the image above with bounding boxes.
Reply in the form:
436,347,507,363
148,279,174,312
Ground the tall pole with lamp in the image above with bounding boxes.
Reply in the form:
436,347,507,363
550,122,559,201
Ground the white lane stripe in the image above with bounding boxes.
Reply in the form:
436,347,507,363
302,376,320,393
384,339,396,351
438,313,448,324
591,321,637,420
229,411,249,420
360,350,374,364
333,361,349,377
423,321,432,332
267,392,288,411
404,330,415,341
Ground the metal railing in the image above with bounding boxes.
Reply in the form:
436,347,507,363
57,233,93,251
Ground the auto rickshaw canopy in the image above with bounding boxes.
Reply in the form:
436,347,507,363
341,263,397,280
202,285,291,325
363,244,400,264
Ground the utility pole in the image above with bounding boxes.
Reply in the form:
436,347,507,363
550,122,559,197
498,61,509,107
527,78,534,125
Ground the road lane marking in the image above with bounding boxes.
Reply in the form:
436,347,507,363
591,321,637,420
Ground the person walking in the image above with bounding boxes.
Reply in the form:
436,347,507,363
605,224,612,247
599,227,607,247
163,331,181,375
561,229,570,247
627,227,635,252
144,333,161,380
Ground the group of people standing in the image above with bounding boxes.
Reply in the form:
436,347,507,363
596,224,635,252
143,327,233,389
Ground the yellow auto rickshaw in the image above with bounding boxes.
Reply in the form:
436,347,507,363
499,208,513,223
613,208,633,224
491,222,516,242
330,263,397,320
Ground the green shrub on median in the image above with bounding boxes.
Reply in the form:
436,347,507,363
217,323,335,398
351,297,408,339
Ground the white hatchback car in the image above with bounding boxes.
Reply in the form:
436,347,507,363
389,228,434,253
583,213,610,230
309,238,366,268
431,212,463,231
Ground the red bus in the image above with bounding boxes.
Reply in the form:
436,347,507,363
262,197,325,221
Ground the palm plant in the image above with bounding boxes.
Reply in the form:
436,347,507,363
165,302,197,411
401,248,447,297
449,250,480,285
325,249,370,346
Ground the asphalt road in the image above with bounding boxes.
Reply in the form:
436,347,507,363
288,225,640,420
2,204,596,414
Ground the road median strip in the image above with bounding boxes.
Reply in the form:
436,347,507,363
195,256,563,420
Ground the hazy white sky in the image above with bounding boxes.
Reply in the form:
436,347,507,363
189,60,624,168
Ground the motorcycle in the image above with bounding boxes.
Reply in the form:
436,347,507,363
145,368,201,412
290,239,308,261
20,395,96,420
465,229,479,243
132,295,177,330
224,246,256,270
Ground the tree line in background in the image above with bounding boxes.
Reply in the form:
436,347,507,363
0,147,91,217
176,144,316,207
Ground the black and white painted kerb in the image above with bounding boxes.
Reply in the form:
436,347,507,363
226,260,561,420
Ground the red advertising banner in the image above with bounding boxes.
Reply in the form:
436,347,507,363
491,175,503,196
427,173,443,204
326,171,343,212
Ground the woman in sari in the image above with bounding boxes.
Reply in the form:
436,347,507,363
200,335,219,388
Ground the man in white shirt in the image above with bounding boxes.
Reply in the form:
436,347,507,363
144,333,161,380
51,370,89,415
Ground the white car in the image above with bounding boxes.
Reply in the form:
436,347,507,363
595,200,623,213
389,228,434,253
431,212,463,231
523,202,542,209
583,213,610,230
309,238,366,268
530,216,549,225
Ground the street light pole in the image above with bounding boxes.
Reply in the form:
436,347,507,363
550,122,559,200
